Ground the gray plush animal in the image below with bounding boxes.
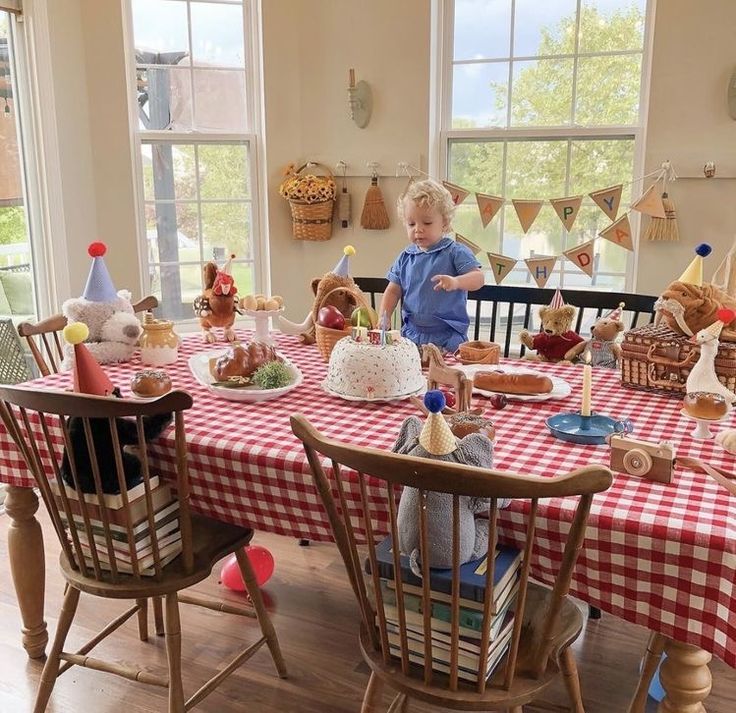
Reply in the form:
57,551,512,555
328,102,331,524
392,412,504,574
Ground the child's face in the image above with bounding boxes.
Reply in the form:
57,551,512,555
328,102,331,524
403,201,448,250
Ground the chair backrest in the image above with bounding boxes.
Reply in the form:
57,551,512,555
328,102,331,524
291,413,612,693
17,295,159,377
0,385,194,584
353,278,656,358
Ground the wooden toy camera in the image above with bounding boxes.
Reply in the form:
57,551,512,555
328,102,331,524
609,434,675,484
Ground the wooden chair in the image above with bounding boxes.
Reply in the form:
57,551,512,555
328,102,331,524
291,413,612,713
354,278,657,358
17,295,159,377
0,386,287,712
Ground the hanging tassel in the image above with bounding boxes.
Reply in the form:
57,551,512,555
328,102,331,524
645,161,680,241
360,170,390,230
337,164,351,228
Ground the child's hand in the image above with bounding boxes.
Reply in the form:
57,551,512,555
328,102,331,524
431,275,459,291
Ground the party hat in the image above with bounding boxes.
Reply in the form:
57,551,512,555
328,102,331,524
82,242,118,303
418,391,457,456
678,243,712,286
702,308,736,339
333,245,356,277
549,288,565,309
63,323,116,396
606,301,625,321
222,253,235,275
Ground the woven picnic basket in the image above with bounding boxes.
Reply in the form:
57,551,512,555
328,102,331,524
282,162,336,241
314,286,376,362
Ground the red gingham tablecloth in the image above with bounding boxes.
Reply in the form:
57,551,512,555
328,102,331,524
1,332,735,666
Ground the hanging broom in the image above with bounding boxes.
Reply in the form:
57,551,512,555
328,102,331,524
645,161,680,241
360,166,390,230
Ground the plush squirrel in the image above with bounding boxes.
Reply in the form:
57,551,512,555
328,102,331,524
565,302,625,368
193,254,240,343
393,390,506,575
61,323,172,494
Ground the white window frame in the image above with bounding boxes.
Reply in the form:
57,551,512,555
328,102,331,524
122,0,269,324
431,0,657,293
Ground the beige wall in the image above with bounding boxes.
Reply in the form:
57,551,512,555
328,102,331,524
37,0,736,315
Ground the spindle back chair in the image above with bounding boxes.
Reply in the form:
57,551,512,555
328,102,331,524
292,413,612,712
17,295,159,377
0,385,286,712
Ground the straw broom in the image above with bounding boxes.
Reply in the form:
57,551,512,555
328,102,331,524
360,172,390,230
645,167,679,241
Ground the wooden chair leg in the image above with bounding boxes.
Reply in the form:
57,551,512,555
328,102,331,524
360,672,385,713
235,548,288,678
164,593,185,713
560,647,585,713
33,585,80,713
136,598,148,642
153,596,165,636
627,631,666,713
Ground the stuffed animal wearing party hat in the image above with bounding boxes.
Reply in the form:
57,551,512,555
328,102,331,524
193,254,240,343
519,288,583,362
279,245,373,343
564,302,625,368
685,308,736,404
393,390,504,576
61,323,172,493
61,242,142,369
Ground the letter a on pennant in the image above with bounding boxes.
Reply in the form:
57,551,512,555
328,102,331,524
598,213,634,251
524,255,558,288
589,184,623,221
512,199,544,233
486,252,517,285
442,181,471,206
475,193,504,228
550,195,583,231
455,233,483,255
563,239,596,277
631,183,666,219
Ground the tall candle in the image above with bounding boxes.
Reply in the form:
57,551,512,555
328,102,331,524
581,350,592,417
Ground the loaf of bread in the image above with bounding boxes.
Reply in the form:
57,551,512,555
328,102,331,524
683,392,729,420
473,370,553,395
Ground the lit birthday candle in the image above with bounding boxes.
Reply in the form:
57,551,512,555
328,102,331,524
581,350,592,417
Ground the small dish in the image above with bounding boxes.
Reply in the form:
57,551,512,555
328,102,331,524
546,412,634,445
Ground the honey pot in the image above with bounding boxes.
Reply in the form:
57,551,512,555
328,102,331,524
139,312,180,366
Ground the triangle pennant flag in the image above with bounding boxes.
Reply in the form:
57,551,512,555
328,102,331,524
486,252,517,284
589,184,623,221
563,239,596,277
631,183,666,219
524,255,557,288
550,195,583,231
512,199,544,233
599,213,634,251
475,193,504,228
442,181,471,206
455,233,483,255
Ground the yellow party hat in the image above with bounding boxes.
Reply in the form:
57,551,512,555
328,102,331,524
678,244,712,286
418,391,457,456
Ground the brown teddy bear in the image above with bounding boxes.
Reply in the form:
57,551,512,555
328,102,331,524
564,303,625,368
519,289,583,362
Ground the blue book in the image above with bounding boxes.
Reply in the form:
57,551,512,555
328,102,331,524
370,536,522,605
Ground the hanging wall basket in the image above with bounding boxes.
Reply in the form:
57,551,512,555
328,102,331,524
280,162,336,241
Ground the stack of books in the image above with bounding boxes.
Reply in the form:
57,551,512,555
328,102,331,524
52,477,182,576
372,536,522,683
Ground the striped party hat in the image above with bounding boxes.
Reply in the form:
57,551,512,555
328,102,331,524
549,288,565,309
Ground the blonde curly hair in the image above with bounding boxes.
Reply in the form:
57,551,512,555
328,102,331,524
397,179,456,228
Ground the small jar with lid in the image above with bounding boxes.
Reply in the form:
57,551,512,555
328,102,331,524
139,312,180,366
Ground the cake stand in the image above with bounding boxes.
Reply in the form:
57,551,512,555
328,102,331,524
242,307,284,345
680,408,730,440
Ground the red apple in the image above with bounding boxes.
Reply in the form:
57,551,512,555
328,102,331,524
317,305,346,330
489,393,508,410
441,390,456,408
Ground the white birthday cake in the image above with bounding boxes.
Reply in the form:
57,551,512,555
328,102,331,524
324,336,425,400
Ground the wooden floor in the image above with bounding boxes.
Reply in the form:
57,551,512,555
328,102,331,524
1,509,734,713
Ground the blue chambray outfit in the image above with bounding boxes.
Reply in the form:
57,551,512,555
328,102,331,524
387,236,481,352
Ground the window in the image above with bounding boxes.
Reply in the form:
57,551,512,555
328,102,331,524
126,0,263,320
438,0,652,291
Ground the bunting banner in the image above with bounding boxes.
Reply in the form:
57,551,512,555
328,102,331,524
486,252,518,285
442,180,471,206
631,183,666,219
525,255,558,288
550,195,583,232
455,233,483,255
563,239,596,277
475,193,504,228
512,199,544,234
589,184,623,221
599,213,634,251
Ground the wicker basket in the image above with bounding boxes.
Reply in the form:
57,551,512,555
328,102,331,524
456,340,501,365
314,286,375,362
285,163,336,241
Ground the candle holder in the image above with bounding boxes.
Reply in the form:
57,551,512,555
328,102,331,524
546,411,634,445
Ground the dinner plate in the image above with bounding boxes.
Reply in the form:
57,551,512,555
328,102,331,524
188,349,303,403
456,364,572,402
320,381,426,403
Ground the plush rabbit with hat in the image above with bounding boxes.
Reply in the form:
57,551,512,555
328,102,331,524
61,242,142,369
392,390,505,577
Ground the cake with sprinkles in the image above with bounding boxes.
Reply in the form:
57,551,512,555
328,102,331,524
324,336,425,400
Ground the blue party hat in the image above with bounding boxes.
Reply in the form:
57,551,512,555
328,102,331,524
332,245,355,277
82,242,118,302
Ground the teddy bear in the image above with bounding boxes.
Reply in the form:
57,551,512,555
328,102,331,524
518,290,583,362
61,243,142,369
564,303,625,368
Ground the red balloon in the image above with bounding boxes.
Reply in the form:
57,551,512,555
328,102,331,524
220,545,275,592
